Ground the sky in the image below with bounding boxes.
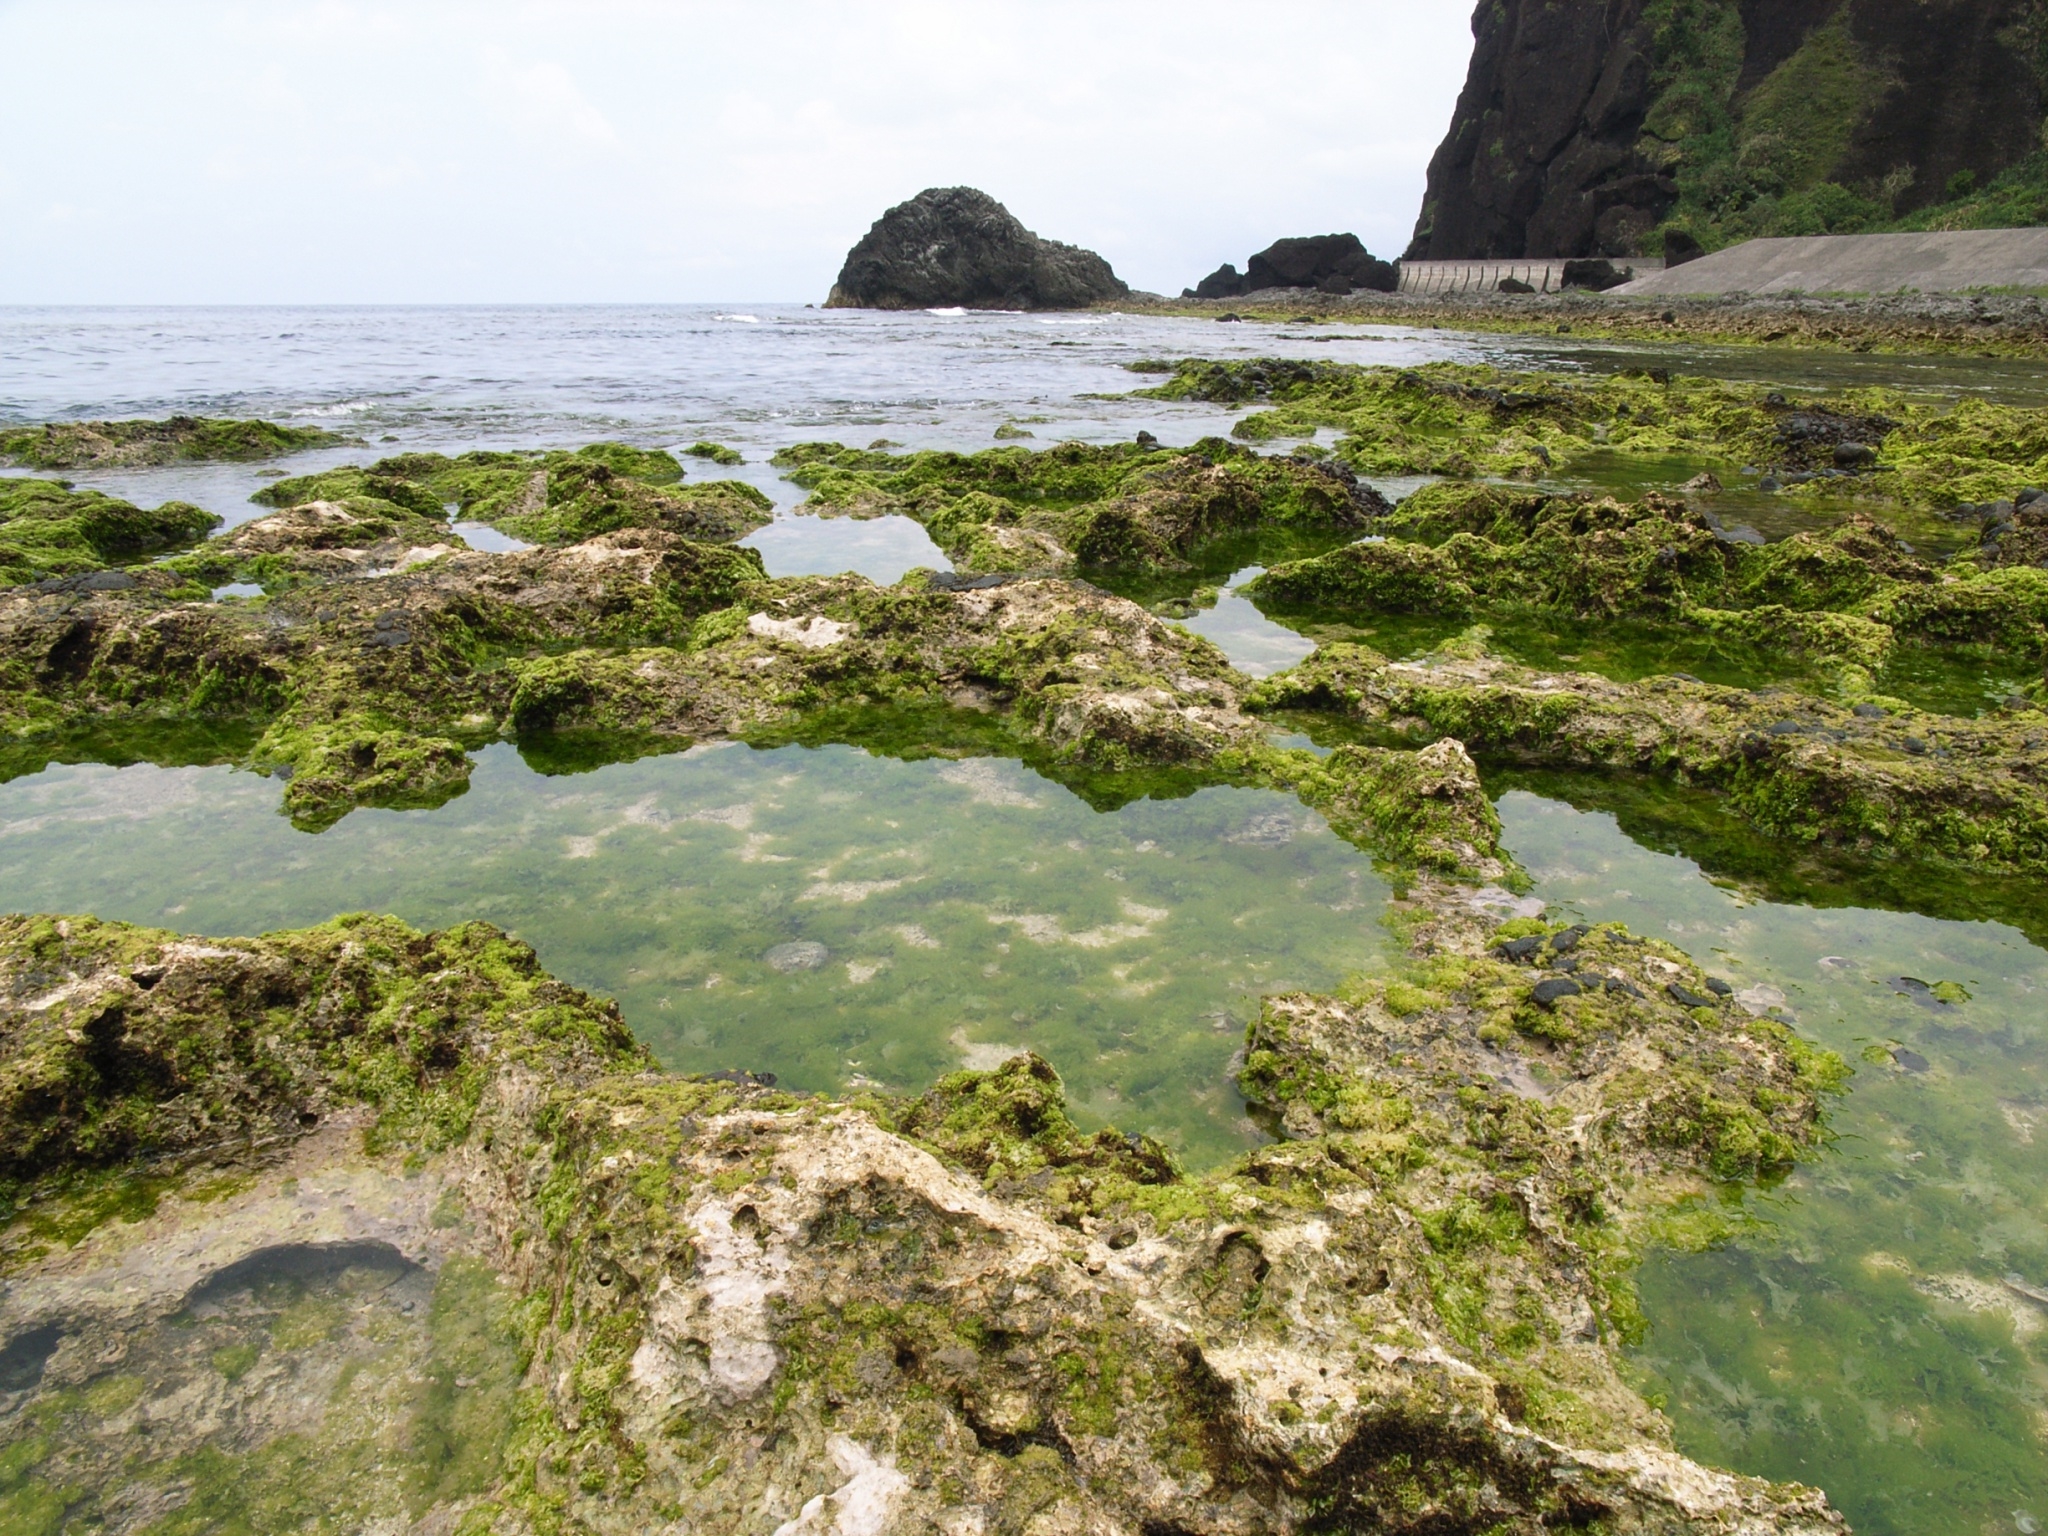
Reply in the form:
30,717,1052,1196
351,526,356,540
0,0,1476,305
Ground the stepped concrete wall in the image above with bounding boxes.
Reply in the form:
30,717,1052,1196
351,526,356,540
1618,230,2048,297
1399,259,1664,296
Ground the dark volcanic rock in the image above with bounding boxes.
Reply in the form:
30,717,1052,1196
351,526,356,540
1187,234,1398,299
826,187,1129,311
1191,262,1248,299
1561,258,1631,292
1246,234,1398,293
1662,228,1706,268
1407,0,2048,261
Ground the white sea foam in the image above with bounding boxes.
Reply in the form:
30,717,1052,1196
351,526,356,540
925,306,968,317
716,313,761,324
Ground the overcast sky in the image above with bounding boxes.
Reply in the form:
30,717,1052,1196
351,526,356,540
0,0,1474,305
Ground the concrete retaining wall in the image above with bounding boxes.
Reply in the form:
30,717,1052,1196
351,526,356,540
1398,259,1664,296
1617,229,2048,297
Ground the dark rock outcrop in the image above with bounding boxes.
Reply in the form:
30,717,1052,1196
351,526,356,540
825,187,1129,311
1184,233,1399,298
1407,0,2048,261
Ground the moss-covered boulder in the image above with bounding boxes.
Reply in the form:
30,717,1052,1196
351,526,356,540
253,442,769,547
0,480,219,586
776,437,1386,574
0,416,344,470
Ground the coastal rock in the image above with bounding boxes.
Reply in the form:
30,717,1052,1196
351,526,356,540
0,877,1850,1534
1187,234,1398,298
0,478,218,585
1407,0,2048,260
0,415,343,470
825,187,1129,311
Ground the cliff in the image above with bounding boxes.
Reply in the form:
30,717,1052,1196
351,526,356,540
1407,0,2048,260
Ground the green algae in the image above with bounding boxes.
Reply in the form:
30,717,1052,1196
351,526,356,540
768,437,1381,574
0,418,343,471
250,443,769,547
1499,789,2048,1536
0,479,218,584
1136,357,2048,516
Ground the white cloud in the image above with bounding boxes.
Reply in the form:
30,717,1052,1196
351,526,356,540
482,51,619,148
0,0,1475,302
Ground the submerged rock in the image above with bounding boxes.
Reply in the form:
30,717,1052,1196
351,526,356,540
825,187,1130,311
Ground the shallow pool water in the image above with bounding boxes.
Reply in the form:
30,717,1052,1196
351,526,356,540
1498,789,2048,1536
0,739,1394,1165
740,509,952,582
1169,567,1319,678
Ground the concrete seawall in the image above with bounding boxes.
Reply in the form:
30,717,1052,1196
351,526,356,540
1399,259,1664,296
1618,229,2048,297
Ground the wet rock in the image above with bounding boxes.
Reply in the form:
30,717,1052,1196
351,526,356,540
1561,259,1631,292
1498,276,1536,294
825,187,1129,311
1663,230,1706,268
0,907,1851,1535
1531,976,1583,1007
1666,982,1720,1009
765,940,830,973
0,415,343,470
1893,1048,1932,1073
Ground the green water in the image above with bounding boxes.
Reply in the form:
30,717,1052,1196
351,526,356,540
0,740,1393,1165
1498,788,2048,1536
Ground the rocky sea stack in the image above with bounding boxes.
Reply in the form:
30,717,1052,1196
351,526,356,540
825,186,1130,311
1189,234,1399,299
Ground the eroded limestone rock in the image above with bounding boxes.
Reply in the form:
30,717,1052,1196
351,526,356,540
0,874,1848,1532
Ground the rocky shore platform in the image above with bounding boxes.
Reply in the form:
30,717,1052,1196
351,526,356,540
1119,287,2048,359
7,364,2048,1527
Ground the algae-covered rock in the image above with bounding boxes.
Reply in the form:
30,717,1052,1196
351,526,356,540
0,874,1851,1535
251,441,768,547
1251,641,2048,875
1248,483,2048,670
0,912,645,1191
826,186,1130,311
0,416,344,470
1135,358,2048,512
0,479,219,585
778,438,1386,574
